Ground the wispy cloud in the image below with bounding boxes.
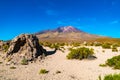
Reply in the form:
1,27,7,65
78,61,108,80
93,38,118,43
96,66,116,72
110,20,119,24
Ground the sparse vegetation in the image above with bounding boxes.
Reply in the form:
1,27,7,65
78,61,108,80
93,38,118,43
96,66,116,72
112,47,118,52
98,73,120,80
89,42,94,46
0,62,3,64
39,69,49,74
21,58,28,65
98,75,102,80
99,64,107,67
111,44,118,52
40,42,65,47
94,42,102,46
10,66,16,69
112,43,120,48
68,47,74,51
106,55,120,69
39,42,66,52
2,44,9,52
94,38,120,44
103,73,120,80
102,43,111,49
72,42,81,47
67,47,94,60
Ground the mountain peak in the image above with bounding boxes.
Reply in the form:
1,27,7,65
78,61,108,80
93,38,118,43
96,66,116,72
36,26,104,43
55,26,82,33
35,26,83,35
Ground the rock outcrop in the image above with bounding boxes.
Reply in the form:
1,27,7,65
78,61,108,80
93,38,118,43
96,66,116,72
6,34,46,63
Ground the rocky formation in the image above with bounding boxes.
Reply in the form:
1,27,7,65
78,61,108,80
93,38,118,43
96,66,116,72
6,34,46,64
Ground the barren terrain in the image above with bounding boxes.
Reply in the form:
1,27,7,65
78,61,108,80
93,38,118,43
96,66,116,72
0,46,120,80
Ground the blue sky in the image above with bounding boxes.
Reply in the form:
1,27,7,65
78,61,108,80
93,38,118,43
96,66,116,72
0,0,120,40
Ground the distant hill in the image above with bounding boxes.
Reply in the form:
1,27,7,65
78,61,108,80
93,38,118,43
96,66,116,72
35,26,105,43
90,37,120,44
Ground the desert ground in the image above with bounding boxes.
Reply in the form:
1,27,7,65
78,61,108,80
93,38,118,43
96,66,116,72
0,46,120,80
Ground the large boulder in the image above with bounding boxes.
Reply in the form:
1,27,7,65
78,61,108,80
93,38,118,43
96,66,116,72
6,34,46,63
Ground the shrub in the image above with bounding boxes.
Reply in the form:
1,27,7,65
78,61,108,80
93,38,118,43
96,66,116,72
112,43,120,48
39,69,49,74
21,58,28,65
89,42,94,46
106,55,120,69
112,47,118,52
104,73,120,80
68,47,74,51
41,42,65,52
102,43,111,49
59,43,65,46
10,66,16,69
40,42,52,47
50,43,60,49
67,47,94,60
50,43,65,52
98,75,102,80
94,43,102,46
99,64,107,67
2,44,9,52
72,42,81,47
0,62,3,64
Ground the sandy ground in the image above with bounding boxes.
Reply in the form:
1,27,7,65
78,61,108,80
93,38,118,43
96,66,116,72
0,46,120,80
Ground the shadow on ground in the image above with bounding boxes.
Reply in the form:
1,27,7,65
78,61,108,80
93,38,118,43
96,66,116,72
45,48,57,56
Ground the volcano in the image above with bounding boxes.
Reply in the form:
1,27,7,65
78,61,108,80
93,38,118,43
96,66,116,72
36,26,104,43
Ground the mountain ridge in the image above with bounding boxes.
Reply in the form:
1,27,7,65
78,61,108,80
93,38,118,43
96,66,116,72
36,26,85,34
36,26,105,43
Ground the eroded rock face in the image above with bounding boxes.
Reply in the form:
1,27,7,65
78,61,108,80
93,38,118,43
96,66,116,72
6,34,45,63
